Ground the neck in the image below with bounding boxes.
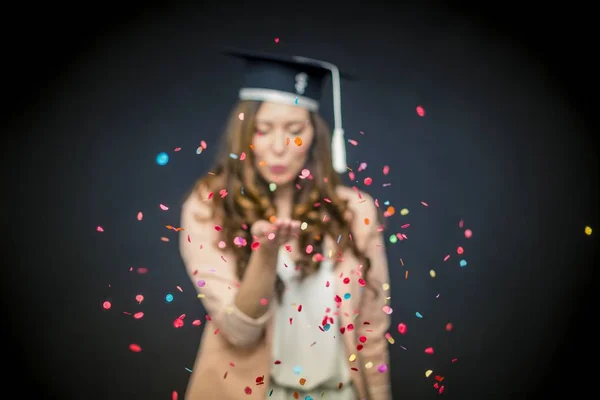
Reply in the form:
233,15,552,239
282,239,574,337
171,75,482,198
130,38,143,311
273,183,295,219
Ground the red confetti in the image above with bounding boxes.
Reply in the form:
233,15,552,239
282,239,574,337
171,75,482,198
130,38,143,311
416,105,426,117
244,386,252,395
397,322,407,335
445,322,453,332
424,347,434,354
457,246,464,254
364,177,372,186
172,391,178,400
133,312,144,319
129,344,142,352
102,301,111,310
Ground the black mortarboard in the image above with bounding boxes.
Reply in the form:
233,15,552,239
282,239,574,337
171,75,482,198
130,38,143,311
224,48,352,173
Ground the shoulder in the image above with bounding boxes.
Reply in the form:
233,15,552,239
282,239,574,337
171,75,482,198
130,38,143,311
335,185,381,246
181,181,216,223
335,185,378,218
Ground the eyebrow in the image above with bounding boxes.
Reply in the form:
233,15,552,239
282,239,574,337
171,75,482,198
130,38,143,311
255,120,309,126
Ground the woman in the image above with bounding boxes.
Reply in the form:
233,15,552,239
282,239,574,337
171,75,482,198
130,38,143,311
179,49,391,399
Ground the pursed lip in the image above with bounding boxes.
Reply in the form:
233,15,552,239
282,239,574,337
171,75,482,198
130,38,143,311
269,165,287,174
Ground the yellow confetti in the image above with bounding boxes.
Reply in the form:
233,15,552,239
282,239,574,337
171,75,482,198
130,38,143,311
300,222,308,230
400,208,409,216
585,226,592,235
382,283,390,291
349,354,356,362
430,269,436,278
365,362,373,369
197,293,205,298
425,370,433,378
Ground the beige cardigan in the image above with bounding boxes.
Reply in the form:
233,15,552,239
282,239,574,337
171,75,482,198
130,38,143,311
179,185,392,400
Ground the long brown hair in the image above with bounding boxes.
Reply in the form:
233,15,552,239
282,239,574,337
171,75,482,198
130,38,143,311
189,100,374,300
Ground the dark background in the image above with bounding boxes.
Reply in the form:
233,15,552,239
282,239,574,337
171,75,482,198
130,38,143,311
5,1,598,399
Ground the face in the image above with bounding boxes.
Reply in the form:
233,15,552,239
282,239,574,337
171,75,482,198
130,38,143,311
252,102,314,186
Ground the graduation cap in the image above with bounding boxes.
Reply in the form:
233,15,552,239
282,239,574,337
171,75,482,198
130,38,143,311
224,48,354,174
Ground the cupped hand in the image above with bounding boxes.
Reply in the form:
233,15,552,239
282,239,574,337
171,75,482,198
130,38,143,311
251,219,301,248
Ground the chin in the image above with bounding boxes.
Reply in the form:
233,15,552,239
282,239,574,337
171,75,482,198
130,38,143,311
260,172,296,187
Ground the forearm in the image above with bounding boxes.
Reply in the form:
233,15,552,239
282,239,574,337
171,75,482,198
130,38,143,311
233,246,278,318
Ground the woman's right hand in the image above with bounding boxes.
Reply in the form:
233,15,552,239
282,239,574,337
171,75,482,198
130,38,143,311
251,219,301,249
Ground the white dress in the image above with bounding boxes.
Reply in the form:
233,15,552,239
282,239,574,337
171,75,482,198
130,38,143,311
268,248,356,399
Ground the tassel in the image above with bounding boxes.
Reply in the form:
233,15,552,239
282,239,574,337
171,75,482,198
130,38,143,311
331,128,347,174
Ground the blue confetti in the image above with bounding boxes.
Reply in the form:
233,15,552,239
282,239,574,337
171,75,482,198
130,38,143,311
337,234,342,243
293,366,302,375
165,293,174,302
415,311,423,318
460,259,467,268
156,152,169,165
323,323,331,331
229,153,238,159
295,97,299,104
344,293,351,300
305,397,313,400
384,200,390,205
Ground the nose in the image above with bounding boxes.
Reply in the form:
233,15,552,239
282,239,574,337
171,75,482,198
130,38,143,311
271,130,287,155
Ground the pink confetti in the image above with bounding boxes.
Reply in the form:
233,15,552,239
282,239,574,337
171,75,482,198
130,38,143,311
446,322,453,331
173,317,184,328
240,152,246,160
102,301,111,310
214,225,222,231
174,147,181,152
364,177,372,186
348,139,358,146
129,344,142,352
383,165,390,175
377,364,388,373
133,312,144,319
96,226,104,232
274,38,279,43
260,298,268,306
136,212,143,221
465,229,473,238
200,140,207,149
192,319,201,326
159,204,169,211
251,242,260,250
172,391,178,400
424,347,434,354
135,294,144,303
443,255,450,262
421,201,429,207
416,105,426,117
305,245,313,254
459,219,464,228
457,246,464,254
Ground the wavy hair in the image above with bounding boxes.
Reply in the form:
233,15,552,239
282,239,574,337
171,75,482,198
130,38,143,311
189,100,375,300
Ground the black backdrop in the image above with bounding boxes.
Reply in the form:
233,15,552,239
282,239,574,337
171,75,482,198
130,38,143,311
5,1,598,399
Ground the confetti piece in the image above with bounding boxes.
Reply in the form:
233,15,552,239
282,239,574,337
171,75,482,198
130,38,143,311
416,105,426,117
244,387,252,395
274,37,279,43
446,322,453,331
416,311,423,318
174,147,181,151
238,113,244,120
457,246,464,254
294,137,303,146
135,294,144,303
299,378,306,385
172,391,178,400
260,298,268,306
400,208,409,215
465,228,473,238
460,260,467,268
240,152,246,160
96,226,104,232
102,301,111,310
165,293,174,302
425,347,434,354
383,165,390,175
349,354,356,362
160,204,169,211
156,152,169,165
443,255,450,262
397,323,407,335
129,344,142,352
430,269,436,278
585,226,592,235
382,283,389,290
133,312,144,319
377,364,388,373
425,370,433,378
421,201,429,207
364,177,372,186
197,280,206,288
269,183,277,192
382,305,393,314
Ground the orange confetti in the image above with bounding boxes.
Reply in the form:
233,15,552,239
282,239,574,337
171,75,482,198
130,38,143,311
405,270,408,279
161,237,169,242
259,161,267,166
364,218,370,225
299,378,306,385
294,137,303,146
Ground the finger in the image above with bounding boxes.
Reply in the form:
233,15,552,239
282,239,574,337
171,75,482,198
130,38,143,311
278,219,291,243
